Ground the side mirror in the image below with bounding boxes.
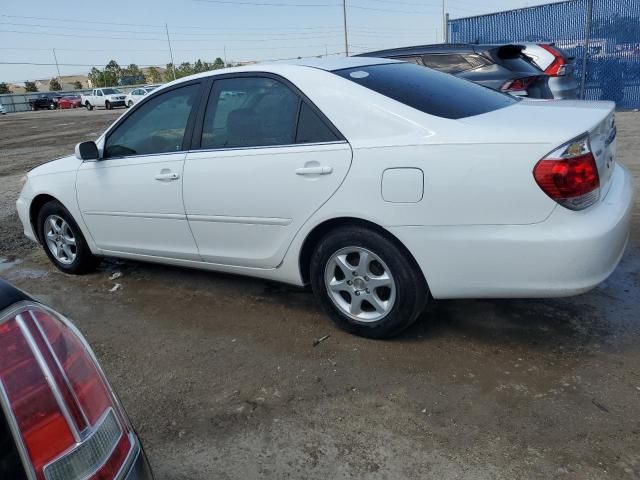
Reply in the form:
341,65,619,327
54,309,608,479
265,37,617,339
75,141,99,160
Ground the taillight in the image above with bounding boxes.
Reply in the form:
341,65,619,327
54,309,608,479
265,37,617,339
0,304,135,480
533,133,600,210
501,76,540,93
539,44,567,77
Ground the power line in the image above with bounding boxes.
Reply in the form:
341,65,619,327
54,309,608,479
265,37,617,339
0,30,165,41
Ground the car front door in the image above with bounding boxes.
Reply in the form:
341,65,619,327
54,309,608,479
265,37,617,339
77,81,203,260
183,75,352,268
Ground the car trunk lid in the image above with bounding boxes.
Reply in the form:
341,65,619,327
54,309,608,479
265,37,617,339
459,99,617,196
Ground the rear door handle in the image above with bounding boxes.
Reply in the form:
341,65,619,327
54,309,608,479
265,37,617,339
295,166,333,175
154,172,180,181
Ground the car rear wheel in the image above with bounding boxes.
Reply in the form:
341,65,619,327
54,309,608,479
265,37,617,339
127,100,134,108
37,201,97,274
105,101,111,110
310,226,428,339
85,102,93,111
48,103,55,110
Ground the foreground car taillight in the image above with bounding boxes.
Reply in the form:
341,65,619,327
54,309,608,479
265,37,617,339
0,304,135,480
501,76,541,94
539,44,567,77
533,133,600,211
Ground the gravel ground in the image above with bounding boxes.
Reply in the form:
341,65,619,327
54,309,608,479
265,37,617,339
0,108,639,479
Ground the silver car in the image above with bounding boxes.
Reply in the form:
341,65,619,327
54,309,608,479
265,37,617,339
522,43,578,99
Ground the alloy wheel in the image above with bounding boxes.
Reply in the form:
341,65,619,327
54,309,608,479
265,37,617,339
44,215,77,265
324,246,397,323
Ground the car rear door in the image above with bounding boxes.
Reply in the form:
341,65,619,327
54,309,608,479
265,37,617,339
183,74,352,268
77,81,205,259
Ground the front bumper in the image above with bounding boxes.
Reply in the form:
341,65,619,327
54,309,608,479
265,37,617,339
391,164,635,299
108,100,126,107
16,196,38,243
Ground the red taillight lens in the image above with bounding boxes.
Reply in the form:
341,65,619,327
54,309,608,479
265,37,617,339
501,76,539,93
533,133,600,211
539,44,567,77
0,305,134,480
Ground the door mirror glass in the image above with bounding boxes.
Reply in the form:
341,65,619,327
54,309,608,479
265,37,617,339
75,141,100,160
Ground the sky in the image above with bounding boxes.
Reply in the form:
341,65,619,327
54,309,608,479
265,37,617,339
0,0,562,83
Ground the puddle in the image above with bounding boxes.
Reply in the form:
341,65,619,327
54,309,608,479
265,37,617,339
0,258,22,272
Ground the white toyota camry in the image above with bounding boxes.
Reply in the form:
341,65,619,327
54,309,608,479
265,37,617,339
16,57,634,338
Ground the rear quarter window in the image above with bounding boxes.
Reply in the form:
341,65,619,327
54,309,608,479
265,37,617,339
333,62,517,120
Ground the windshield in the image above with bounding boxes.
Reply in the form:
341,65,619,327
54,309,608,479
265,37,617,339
102,88,123,95
333,62,517,119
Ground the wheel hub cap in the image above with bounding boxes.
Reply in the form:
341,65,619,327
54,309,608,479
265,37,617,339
324,246,397,323
44,215,77,265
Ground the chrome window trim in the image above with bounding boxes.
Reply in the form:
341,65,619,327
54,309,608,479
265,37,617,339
82,140,349,163
188,140,349,155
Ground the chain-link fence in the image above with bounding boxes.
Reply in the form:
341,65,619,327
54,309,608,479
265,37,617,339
448,0,640,109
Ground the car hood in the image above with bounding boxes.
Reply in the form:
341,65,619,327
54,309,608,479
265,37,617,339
29,155,80,177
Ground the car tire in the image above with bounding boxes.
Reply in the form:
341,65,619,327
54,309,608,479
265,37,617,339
49,103,55,110
105,101,111,110
310,226,428,339
85,102,93,111
127,100,134,108
37,201,97,275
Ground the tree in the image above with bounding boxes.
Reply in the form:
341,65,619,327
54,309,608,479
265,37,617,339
49,78,62,91
73,80,83,89
145,66,162,84
164,63,176,82
24,81,38,92
0,82,10,94
212,57,225,70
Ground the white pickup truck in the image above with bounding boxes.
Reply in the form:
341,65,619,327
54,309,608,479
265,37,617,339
81,88,127,110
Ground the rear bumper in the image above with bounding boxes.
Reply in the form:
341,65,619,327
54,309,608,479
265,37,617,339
391,164,635,299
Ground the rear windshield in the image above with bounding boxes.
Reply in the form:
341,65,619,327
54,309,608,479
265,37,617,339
333,62,517,119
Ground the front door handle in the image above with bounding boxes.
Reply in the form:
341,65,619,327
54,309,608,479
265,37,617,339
154,172,180,181
295,166,333,176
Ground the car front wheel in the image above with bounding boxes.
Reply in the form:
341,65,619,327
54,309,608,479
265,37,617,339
37,201,97,274
310,226,428,339
105,101,111,110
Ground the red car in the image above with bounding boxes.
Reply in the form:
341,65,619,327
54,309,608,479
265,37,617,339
58,95,82,109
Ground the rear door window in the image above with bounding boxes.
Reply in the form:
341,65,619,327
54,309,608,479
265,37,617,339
421,54,472,74
333,62,517,120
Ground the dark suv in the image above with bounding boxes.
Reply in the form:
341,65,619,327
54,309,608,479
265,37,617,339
28,93,63,110
357,43,552,99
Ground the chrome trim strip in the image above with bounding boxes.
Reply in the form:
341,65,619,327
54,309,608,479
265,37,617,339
29,310,91,434
83,211,187,221
15,312,82,443
186,214,292,226
188,140,349,155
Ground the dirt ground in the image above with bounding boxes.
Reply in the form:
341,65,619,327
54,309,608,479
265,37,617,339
1,108,639,479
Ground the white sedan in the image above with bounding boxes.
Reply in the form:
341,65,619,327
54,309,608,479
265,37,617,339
16,58,634,338
124,86,157,108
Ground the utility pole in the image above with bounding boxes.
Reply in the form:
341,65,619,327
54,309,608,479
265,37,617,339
444,12,450,43
579,0,594,99
52,49,61,81
165,23,177,81
442,0,447,43
325,44,329,58
224,45,228,66
342,0,349,56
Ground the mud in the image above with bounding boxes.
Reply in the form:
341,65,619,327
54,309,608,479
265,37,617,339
0,108,639,479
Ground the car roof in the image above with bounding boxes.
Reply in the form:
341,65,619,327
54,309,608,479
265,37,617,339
357,43,521,57
276,56,399,71
0,279,30,312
